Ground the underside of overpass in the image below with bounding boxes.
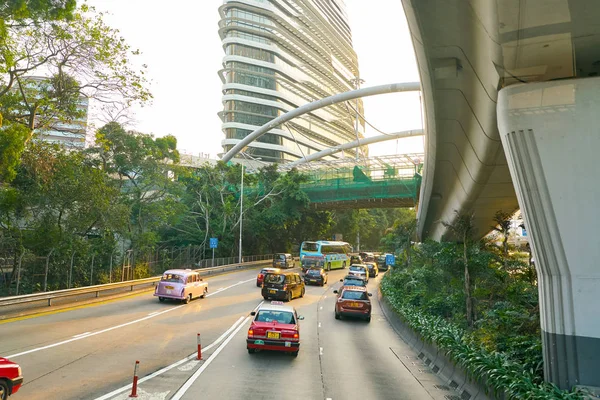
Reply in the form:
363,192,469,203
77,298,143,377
402,0,600,390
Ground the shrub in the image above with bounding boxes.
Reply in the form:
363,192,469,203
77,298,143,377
381,275,585,399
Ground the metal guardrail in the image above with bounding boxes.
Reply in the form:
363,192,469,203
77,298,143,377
0,259,272,309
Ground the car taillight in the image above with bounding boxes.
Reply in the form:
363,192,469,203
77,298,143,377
258,274,264,279
180,288,185,295
248,329,254,337
283,285,287,290
293,333,299,339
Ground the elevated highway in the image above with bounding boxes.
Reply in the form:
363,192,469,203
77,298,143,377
402,0,600,390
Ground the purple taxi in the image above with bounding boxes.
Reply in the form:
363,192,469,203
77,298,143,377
154,269,208,304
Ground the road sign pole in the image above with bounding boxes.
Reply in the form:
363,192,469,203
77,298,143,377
212,248,215,268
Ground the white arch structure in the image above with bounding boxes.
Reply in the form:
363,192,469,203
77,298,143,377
221,82,421,163
282,129,424,168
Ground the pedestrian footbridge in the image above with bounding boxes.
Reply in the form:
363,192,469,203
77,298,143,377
279,154,423,209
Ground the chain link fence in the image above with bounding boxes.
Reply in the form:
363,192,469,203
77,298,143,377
0,246,275,297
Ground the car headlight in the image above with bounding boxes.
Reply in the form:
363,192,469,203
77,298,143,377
17,366,22,376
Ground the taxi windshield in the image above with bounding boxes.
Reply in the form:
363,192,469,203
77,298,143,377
264,274,285,284
161,273,184,283
349,266,365,272
342,290,368,300
255,310,295,324
307,269,321,275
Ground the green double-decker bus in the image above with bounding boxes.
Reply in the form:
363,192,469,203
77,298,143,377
300,240,352,271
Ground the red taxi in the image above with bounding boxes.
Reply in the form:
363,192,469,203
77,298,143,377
247,302,304,357
256,267,281,287
0,357,23,399
333,286,373,322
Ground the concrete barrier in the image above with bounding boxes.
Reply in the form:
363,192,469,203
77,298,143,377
378,289,495,400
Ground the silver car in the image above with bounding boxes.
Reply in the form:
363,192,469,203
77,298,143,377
347,264,369,283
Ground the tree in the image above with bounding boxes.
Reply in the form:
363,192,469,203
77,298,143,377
0,3,151,183
0,0,76,21
491,210,513,263
443,211,476,328
0,121,28,181
87,122,182,254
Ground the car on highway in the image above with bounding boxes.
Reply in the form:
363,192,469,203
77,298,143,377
256,267,281,287
301,255,325,273
247,301,304,356
273,253,295,269
349,255,363,265
365,261,379,278
348,264,369,282
154,269,208,304
261,271,305,302
0,357,22,399
339,274,367,289
304,267,328,286
359,252,375,262
333,286,373,322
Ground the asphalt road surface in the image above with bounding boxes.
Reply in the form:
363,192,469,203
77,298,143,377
2,267,452,400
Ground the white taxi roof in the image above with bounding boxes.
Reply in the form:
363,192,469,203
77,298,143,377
256,301,296,313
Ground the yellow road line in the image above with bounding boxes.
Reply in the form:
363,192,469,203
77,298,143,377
0,290,151,325
0,265,266,325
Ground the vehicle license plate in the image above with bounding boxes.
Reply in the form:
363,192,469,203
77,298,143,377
165,285,174,290
254,340,264,345
350,302,361,308
285,342,291,347
269,289,276,294
166,290,172,295
267,331,280,339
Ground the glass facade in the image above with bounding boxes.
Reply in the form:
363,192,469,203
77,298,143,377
219,0,366,163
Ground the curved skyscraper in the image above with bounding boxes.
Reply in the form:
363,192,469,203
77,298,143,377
218,0,365,163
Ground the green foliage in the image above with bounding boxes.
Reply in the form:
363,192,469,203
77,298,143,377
0,0,76,21
381,274,585,399
0,121,28,182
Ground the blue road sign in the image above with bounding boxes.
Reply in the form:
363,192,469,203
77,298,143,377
386,254,395,266
210,238,218,249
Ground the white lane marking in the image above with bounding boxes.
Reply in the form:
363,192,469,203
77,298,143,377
205,278,254,298
319,306,323,310
318,322,321,328
93,316,246,400
319,347,324,356
8,306,184,359
147,311,160,316
13,277,256,359
324,296,327,299
72,332,91,338
171,316,251,400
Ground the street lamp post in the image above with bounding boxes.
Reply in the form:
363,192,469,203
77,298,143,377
239,163,244,264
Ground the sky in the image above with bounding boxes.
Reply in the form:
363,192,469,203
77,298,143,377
84,0,424,158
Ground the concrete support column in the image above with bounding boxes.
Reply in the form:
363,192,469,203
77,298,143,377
497,77,600,390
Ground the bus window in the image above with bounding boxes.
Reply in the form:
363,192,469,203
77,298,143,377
302,242,319,252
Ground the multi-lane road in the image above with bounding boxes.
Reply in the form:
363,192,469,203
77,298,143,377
1,267,452,400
